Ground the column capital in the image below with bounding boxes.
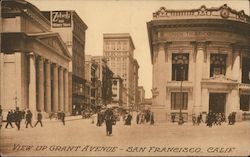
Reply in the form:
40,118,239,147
52,63,58,68
44,59,51,64
58,66,64,70
231,43,243,54
191,41,210,62
163,42,172,62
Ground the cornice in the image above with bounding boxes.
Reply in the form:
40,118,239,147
153,4,250,24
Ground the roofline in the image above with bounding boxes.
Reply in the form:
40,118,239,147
103,33,135,50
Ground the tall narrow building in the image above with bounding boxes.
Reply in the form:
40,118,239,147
103,33,139,108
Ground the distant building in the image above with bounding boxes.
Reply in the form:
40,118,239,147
1,0,71,116
133,59,140,110
147,5,250,122
85,55,113,110
137,86,145,110
103,33,139,109
91,56,113,106
141,98,152,111
42,10,88,115
111,75,124,106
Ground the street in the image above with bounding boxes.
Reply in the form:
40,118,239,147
1,116,249,156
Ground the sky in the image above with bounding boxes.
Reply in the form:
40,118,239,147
27,0,249,98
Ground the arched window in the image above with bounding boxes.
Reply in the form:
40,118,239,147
172,53,189,81
210,54,227,77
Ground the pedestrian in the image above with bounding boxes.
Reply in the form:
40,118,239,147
197,113,202,125
125,112,132,125
145,111,150,123
96,111,102,126
192,114,196,126
0,111,3,129
5,111,14,128
25,110,33,128
14,107,22,130
207,111,213,127
34,111,43,127
140,113,145,124
104,108,114,136
61,112,65,125
136,112,140,124
171,114,175,123
150,112,154,125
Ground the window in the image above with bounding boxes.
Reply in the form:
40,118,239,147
172,53,189,81
111,42,115,50
91,89,95,97
122,42,127,50
106,42,110,50
242,57,250,84
117,42,121,50
171,92,188,110
240,95,250,111
210,54,227,77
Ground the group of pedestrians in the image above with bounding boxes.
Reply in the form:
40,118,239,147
136,110,154,125
5,108,43,130
3,107,67,130
192,111,236,127
95,108,155,136
206,112,227,127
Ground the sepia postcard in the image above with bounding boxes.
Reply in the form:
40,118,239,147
0,0,250,156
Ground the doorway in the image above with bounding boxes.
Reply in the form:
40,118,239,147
209,93,226,113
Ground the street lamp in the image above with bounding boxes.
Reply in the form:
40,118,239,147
178,64,184,125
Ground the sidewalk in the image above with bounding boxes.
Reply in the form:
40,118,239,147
42,115,83,123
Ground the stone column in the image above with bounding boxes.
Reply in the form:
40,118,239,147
45,60,51,113
64,69,69,113
227,88,240,121
194,42,207,114
232,46,241,81
37,56,44,112
52,64,58,112
28,53,37,113
58,66,64,112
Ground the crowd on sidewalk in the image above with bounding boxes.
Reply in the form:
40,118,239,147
0,106,66,130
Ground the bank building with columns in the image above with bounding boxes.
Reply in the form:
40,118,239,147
1,0,71,116
147,4,250,122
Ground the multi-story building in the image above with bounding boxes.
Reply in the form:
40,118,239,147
122,87,128,107
42,10,88,115
111,74,124,106
85,55,97,112
103,33,139,108
91,56,113,106
147,4,250,122
85,55,113,110
137,86,145,110
1,0,71,116
133,59,140,110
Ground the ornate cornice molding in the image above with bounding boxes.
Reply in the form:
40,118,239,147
153,4,250,24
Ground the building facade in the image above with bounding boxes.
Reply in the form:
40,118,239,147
137,86,145,110
1,0,71,116
133,59,139,110
85,55,113,111
42,10,88,115
103,33,139,108
111,74,124,106
91,56,113,106
147,4,250,122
